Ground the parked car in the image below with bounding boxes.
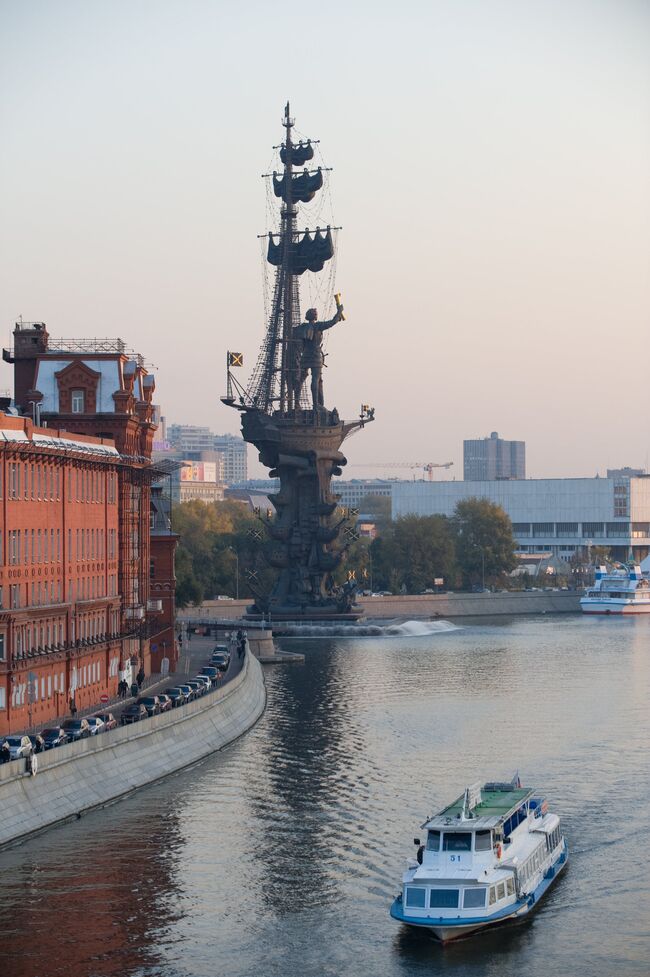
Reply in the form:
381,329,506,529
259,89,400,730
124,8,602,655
213,643,229,653
61,718,91,741
94,712,117,731
120,703,148,725
215,595,234,600
86,717,105,736
27,734,45,753
3,735,33,759
156,694,173,712
164,687,187,708
211,655,229,673
186,681,204,698
200,666,221,681
194,675,212,691
40,727,69,750
178,683,195,701
136,696,161,717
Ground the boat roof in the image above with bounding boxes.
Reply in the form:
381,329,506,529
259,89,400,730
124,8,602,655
423,786,536,831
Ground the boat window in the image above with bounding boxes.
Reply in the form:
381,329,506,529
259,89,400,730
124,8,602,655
405,887,426,909
463,888,486,909
442,832,472,852
506,878,515,896
429,889,459,909
496,882,506,900
426,830,440,851
474,830,492,851
489,886,497,905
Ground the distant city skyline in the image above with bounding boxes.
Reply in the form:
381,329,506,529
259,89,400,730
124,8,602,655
1,1,648,480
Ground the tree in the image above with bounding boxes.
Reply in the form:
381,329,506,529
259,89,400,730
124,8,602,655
452,498,517,589
370,514,457,593
358,493,392,527
172,499,278,605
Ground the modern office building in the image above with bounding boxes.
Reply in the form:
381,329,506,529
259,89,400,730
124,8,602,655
213,434,248,484
167,424,214,457
463,431,525,481
331,478,394,509
392,475,650,563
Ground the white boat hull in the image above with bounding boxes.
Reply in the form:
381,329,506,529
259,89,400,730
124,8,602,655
580,600,650,614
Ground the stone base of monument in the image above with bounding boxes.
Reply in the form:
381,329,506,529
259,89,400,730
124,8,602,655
246,628,305,664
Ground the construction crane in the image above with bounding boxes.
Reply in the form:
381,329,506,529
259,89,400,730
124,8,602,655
348,462,454,481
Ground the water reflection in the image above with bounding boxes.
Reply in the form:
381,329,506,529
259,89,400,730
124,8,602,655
0,615,648,977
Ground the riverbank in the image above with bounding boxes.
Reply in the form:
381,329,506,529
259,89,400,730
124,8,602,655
180,589,581,622
0,650,265,849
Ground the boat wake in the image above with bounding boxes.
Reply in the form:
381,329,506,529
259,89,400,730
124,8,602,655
382,619,460,637
279,619,460,638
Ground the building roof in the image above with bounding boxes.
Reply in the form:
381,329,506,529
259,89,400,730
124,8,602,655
424,787,534,830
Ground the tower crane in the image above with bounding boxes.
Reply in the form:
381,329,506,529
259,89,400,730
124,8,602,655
348,462,454,481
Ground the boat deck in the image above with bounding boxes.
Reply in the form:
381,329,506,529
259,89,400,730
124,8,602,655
440,787,532,820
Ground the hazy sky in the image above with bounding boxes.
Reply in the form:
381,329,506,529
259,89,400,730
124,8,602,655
1,0,648,479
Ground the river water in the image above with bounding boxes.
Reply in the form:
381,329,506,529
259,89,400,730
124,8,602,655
1,615,648,977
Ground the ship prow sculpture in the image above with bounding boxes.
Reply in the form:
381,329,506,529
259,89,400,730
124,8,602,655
223,103,374,621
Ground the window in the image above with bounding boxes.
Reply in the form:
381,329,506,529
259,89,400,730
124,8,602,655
506,878,515,896
429,889,459,909
0,634,4,661
426,830,440,851
474,831,492,852
71,389,85,413
463,888,486,909
489,886,497,905
496,882,506,900
442,832,472,852
405,887,427,909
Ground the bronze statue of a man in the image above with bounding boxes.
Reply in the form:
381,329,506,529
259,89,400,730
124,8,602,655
292,305,344,409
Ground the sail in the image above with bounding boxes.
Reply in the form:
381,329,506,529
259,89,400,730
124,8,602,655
280,141,314,166
273,168,323,204
267,227,334,276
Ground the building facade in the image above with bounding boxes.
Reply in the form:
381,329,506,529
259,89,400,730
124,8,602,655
392,476,650,564
213,434,248,484
463,431,525,481
0,321,175,734
331,478,394,510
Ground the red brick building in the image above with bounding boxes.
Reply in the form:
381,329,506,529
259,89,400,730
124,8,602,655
0,322,178,735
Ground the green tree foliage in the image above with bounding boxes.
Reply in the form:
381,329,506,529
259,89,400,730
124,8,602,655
173,500,277,606
357,492,392,527
369,514,457,593
452,498,517,588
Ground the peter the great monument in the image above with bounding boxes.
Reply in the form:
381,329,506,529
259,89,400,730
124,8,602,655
223,104,374,620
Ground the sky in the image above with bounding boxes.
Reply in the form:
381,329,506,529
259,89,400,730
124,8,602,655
1,0,648,480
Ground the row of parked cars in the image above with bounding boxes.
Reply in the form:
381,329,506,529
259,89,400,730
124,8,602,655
119,648,231,724
1,646,233,758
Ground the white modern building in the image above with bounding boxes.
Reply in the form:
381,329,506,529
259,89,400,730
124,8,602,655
331,478,395,509
392,476,650,562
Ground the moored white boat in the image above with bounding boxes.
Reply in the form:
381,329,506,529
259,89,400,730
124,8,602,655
580,564,650,614
390,777,567,943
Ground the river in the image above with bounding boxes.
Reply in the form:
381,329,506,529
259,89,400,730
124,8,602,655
1,615,648,977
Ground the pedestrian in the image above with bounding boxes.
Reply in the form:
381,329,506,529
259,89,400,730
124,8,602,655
70,697,77,718
136,667,145,689
0,741,10,764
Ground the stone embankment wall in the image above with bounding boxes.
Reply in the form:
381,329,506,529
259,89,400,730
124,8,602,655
0,653,265,849
180,591,581,622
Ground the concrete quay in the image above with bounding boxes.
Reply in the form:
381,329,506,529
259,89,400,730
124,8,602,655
180,589,581,623
0,650,266,850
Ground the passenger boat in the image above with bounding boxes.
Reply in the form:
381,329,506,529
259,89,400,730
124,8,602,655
390,777,567,943
580,564,650,614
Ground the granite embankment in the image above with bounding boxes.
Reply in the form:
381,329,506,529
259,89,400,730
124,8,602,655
0,652,265,849
180,590,581,622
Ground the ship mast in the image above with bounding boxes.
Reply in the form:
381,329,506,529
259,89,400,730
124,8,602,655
280,102,295,414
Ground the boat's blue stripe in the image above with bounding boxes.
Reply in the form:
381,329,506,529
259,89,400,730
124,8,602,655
390,842,568,928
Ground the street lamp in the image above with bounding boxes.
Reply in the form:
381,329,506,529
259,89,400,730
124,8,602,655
228,546,239,599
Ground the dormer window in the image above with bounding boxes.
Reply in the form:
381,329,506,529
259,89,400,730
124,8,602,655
71,390,85,413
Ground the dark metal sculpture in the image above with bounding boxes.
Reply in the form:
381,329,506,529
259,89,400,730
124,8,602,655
223,105,374,620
